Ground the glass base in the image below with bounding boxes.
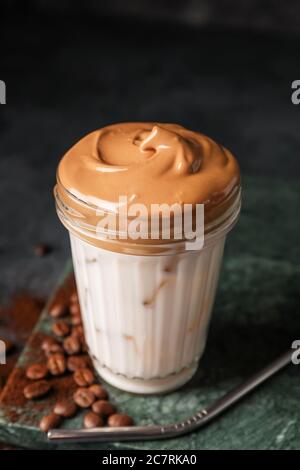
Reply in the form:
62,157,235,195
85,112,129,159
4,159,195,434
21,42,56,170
96,364,198,395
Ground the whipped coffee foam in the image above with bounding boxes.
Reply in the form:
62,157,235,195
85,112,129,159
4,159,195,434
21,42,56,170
57,123,240,229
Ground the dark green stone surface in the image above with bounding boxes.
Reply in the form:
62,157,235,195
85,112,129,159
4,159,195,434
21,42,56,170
0,175,299,449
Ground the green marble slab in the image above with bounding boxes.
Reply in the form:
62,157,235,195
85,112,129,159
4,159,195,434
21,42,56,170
0,175,300,450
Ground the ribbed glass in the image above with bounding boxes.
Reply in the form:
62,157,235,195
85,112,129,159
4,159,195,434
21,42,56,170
70,234,225,382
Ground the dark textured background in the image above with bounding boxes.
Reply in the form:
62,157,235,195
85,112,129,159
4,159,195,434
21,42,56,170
1,8,300,302
3,0,300,34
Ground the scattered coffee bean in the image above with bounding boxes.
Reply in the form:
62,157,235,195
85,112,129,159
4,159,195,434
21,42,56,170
53,400,78,418
73,388,95,408
71,325,84,339
41,336,62,354
34,243,51,257
52,320,70,337
45,343,64,356
67,354,91,372
70,314,82,326
70,292,78,304
70,303,80,316
73,368,95,387
88,384,108,400
92,400,116,416
39,413,61,432
41,336,56,351
24,380,51,400
63,335,81,355
108,413,134,427
83,411,103,429
26,363,48,380
49,303,66,318
47,353,66,376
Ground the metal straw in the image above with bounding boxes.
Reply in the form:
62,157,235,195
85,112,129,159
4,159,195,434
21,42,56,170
48,349,292,443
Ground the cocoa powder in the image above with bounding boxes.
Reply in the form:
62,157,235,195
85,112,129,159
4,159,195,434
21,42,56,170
0,274,134,433
0,293,44,389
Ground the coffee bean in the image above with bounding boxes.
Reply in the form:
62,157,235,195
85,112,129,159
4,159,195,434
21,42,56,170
70,303,80,316
70,314,82,326
63,335,81,355
26,363,48,380
49,303,66,318
34,243,51,257
92,400,116,416
67,355,91,372
39,413,61,432
52,320,70,337
108,413,134,427
45,343,64,356
41,336,56,351
47,353,66,376
73,388,95,408
24,380,51,400
83,412,103,429
53,400,78,418
73,368,95,387
71,325,84,338
88,384,108,400
70,292,78,304
41,337,63,355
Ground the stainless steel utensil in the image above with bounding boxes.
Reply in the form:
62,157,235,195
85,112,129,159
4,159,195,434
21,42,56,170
48,349,292,443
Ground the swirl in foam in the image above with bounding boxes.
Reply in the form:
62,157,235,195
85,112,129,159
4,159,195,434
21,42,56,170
58,122,240,217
